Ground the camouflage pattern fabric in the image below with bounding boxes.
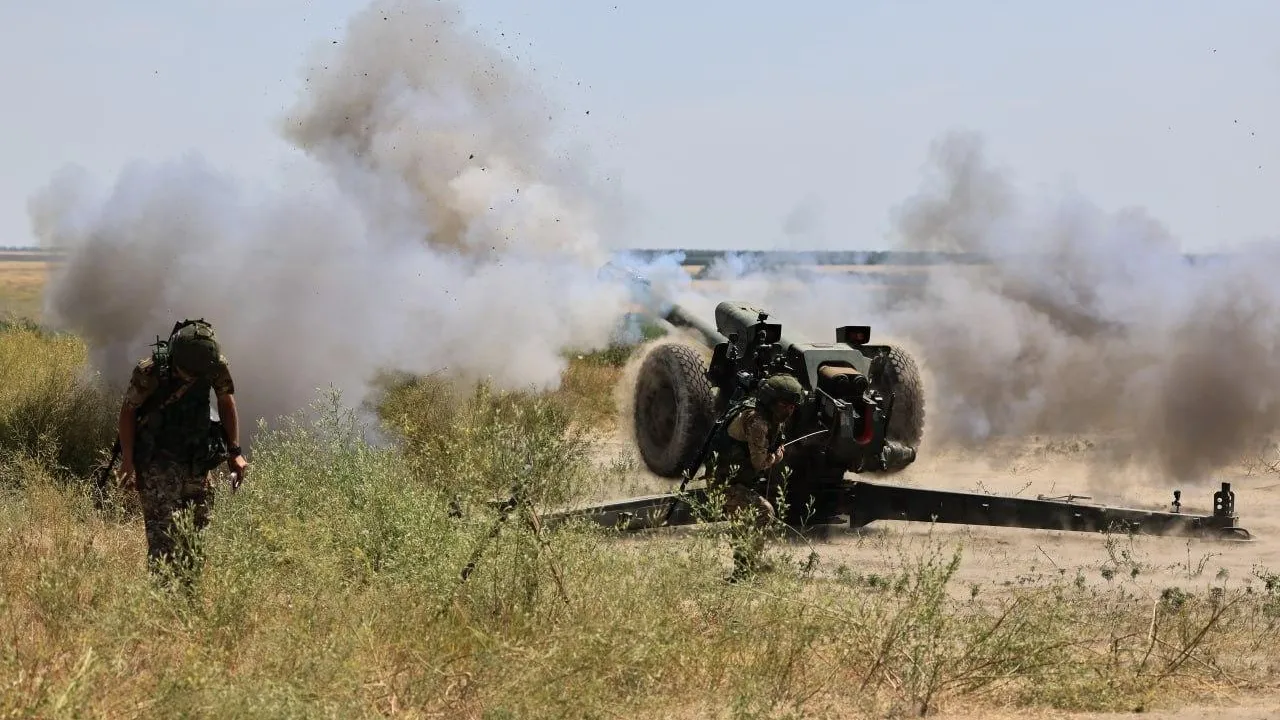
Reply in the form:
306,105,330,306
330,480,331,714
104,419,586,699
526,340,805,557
726,407,783,476
709,405,787,579
711,406,785,486
123,351,235,407
123,350,235,579
125,351,234,472
717,482,776,578
136,457,213,578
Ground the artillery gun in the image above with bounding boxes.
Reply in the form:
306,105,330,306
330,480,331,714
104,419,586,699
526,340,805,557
560,263,1254,542
624,286,923,525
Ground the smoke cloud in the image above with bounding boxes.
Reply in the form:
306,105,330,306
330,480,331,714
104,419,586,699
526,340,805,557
29,0,631,435
26,0,1280,486
671,132,1280,485
884,132,1280,484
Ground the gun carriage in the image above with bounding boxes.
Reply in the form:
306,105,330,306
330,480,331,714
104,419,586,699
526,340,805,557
545,264,1254,543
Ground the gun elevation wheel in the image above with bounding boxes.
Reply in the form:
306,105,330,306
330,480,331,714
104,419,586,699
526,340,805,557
633,342,716,478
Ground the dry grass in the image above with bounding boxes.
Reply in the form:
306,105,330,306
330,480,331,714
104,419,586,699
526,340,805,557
0,297,1279,717
0,260,50,321
0,320,116,480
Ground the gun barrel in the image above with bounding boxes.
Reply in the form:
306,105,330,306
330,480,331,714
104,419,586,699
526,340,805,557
662,304,728,348
714,300,798,351
600,260,728,347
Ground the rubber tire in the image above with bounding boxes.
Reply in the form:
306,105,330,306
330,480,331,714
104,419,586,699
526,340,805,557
883,345,925,449
633,343,716,478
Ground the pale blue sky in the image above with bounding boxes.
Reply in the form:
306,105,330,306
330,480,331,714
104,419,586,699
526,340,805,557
3,1,1279,251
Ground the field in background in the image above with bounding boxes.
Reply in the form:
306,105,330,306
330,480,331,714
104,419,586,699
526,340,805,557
0,260,49,320
0,251,933,326
3,254,1280,717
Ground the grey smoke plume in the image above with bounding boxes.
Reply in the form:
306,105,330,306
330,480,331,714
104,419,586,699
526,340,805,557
28,0,630,435
884,132,1280,483
26,0,1280,487
677,132,1280,484
636,145,1280,488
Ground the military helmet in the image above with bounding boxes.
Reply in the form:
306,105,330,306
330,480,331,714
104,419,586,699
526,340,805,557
168,320,221,377
758,373,805,405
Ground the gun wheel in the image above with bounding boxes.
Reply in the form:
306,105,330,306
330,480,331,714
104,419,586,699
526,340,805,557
633,342,715,478
865,345,924,477
884,345,924,446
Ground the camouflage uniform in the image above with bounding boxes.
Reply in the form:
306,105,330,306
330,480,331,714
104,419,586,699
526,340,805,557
711,404,784,570
123,348,235,576
709,374,804,580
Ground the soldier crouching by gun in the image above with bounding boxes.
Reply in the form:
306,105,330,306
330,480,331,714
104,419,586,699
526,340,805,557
109,319,249,586
706,373,805,583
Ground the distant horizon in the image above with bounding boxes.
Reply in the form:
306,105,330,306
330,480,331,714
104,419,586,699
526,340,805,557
1,244,1252,261
5,2,1278,253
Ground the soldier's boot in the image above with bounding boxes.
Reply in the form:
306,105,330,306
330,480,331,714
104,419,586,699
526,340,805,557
726,543,775,583
727,550,753,583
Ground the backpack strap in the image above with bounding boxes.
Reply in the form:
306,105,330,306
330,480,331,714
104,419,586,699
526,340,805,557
137,335,189,419
138,377,197,423
93,357,200,501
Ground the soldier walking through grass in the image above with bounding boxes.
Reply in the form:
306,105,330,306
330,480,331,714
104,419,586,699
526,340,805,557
707,373,804,582
115,319,248,583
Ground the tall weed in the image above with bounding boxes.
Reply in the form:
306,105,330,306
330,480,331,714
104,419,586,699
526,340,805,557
0,322,115,481
377,376,596,509
2,325,1280,716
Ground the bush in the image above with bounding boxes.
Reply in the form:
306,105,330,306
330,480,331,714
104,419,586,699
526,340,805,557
375,375,597,508
0,322,115,482
3,326,1280,717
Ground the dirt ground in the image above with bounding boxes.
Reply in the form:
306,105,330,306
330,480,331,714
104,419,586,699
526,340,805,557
590,335,1280,719
588,431,1280,718
933,696,1280,719
12,260,1280,715
589,426,1280,592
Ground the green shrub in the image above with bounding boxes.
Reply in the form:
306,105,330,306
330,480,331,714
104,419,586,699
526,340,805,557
0,323,115,482
2,329,1279,717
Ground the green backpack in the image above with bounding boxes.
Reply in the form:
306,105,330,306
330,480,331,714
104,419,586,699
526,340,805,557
136,319,229,469
158,318,222,378
91,319,232,504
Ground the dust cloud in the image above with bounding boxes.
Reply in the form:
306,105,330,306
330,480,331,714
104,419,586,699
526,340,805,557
884,132,1280,485
24,0,1280,485
28,0,630,436
662,132,1280,486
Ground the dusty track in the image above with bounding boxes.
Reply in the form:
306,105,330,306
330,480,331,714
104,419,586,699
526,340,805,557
933,696,1280,719
588,427,1280,718
596,329,1280,594
588,334,1280,718
590,424,1280,593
